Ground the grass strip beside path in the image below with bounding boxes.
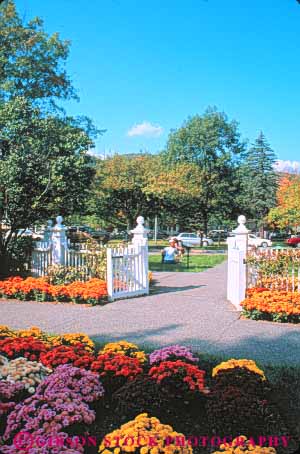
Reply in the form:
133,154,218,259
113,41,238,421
149,254,226,272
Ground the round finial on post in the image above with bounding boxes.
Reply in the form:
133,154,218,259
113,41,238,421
131,215,148,246
136,216,144,227
234,214,249,234
56,216,63,227
238,215,246,226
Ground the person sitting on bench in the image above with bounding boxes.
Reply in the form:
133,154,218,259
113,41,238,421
161,239,179,264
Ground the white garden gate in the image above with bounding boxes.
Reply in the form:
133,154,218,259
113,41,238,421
31,215,150,302
106,216,149,301
106,244,149,300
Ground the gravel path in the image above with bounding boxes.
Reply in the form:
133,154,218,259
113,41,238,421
1,261,300,365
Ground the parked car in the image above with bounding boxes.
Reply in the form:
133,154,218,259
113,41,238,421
172,232,213,247
229,233,272,248
207,230,229,241
67,226,110,244
269,232,290,241
248,234,272,248
286,235,300,248
148,230,169,240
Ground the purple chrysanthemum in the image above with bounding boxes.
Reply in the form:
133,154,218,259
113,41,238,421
3,365,104,444
149,345,199,365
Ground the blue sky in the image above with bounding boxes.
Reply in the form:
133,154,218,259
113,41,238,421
16,0,300,160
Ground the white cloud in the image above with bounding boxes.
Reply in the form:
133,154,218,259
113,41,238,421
274,160,300,173
127,121,164,138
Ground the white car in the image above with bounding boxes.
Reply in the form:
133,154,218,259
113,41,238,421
172,232,214,247
229,233,272,248
248,234,272,248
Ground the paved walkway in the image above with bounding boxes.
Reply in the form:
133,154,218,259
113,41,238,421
1,262,300,365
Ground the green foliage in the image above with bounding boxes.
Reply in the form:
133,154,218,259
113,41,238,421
90,154,163,228
5,236,33,276
84,239,107,280
0,97,97,275
238,132,278,221
246,249,300,285
243,309,300,324
46,264,87,285
162,107,246,232
0,1,104,276
0,0,75,106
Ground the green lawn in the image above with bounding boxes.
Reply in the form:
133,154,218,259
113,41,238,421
149,253,226,272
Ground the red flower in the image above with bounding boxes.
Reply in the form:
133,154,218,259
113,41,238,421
91,353,143,391
0,337,48,361
40,344,95,369
148,360,206,392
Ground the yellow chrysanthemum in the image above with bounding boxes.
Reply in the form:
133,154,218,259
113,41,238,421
100,341,147,363
51,333,95,352
213,437,276,454
0,325,16,339
16,326,52,344
98,413,192,454
212,359,266,380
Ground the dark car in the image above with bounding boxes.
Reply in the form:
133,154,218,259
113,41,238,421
149,230,169,240
67,226,110,245
208,230,229,241
270,232,290,241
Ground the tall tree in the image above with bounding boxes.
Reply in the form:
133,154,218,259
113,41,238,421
267,174,300,230
90,154,164,229
239,132,278,222
0,0,75,107
89,154,205,230
162,108,245,233
0,98,96,275
0,1,103,275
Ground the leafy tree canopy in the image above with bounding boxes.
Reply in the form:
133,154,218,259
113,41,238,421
0,0,75,107
238,132,278,222
0,97,95,238
161,108,246,232
267,174,300,230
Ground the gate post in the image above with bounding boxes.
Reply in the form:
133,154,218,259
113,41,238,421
131,216,149,294
131,216,149,247
227,215,249,310
51,216,68,265
106,247,113,301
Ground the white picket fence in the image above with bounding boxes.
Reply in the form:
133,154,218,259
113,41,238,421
247,248,300,292
31,246,96,279
31,215,150,302
31,247,52,277
107,244,149,300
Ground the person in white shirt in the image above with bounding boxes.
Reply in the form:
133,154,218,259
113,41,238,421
162,239,179,264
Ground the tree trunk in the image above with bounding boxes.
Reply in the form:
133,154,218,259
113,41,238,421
203,215,208,236
0,251,10,278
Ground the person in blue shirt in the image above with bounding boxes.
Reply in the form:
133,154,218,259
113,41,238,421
161,239,179,264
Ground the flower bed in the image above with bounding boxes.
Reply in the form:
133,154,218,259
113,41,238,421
212,359,266,380
149,345,199,365
90,353,144,392
0,276,108,305
0,325,295,454
99,341,147,363
98,413,193,454
241,288,300,323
